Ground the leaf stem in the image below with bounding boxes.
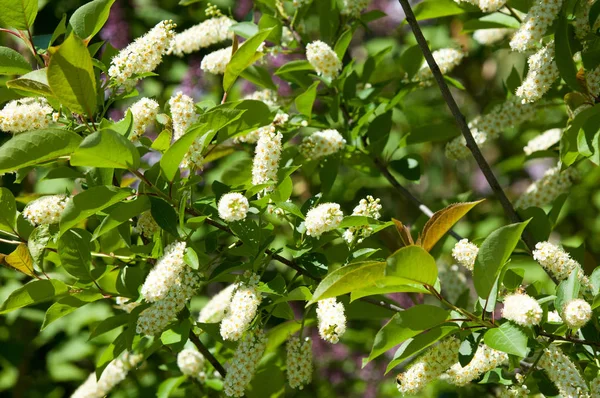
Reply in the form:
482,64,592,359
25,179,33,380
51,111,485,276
188,330,227,377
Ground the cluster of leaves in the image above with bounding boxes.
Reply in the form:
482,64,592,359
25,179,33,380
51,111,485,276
2,0,600,397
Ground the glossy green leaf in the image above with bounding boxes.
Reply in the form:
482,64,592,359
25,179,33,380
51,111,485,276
149,196,179,237
555,11,583,92
0,279,69,314
0,46,32,75
6,68,53,96
555,269,580,317
223,28,273,91
93,196,150,240
70,129,140,169
385,245,438,286
0,0,37,30
0,187,17,233
412,0,466,21
42,291,104,329
69,0,115,41
484,322,529,357
295,81,318,117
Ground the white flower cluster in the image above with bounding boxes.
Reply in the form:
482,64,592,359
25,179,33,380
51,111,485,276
0,97,52,133
416,48,464,83
244,89,278,107
563,298,592,330
220,274,262,341
502,293,542,326
252,127,283,189
305,203,344,238
498,384,531,398
509,0,562,52
547,310,563,323
141,242,188,302
128,98,159,142
473,28,513,45
533,241,591,287
299,129,346,160
23,194,71,226
234,112,288,144
316,298,346,343
223,330,267,397
523,128,562,155
516,41,559,104
538,345,590,397
198,283,237,323
169,92,196,140
445,97,535,160
136,265,200,335
201,46,232,75
115,297,140,313
586,65,600,98
169,16,234,56
177,348,206,381
515,166,579,209
181,137,204,170
108,20,176,85
396,336,460,395
438,265,469,303
286,336,313,389
445,344,508,386
342,196,382,244
218,193,249,222
451,239,479,271
454,0,507,12
136,211,159,239
341,0,371,17
306,40,342,79
592,377,600,397
575,0,600,40
71,352,143,398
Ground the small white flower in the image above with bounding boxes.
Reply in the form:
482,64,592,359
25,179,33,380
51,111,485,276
71,352,143,398
169,91,196,141
444,344,508,386
533,242,591,289
177,348,205,380
509,0,563,52
223,330,267,397
218,193,249,222
451,239,478,271
169,16,235,56
23,195,71,226
299,129,346,160
516,166,579,209
502,293,543,326
563,298,592,329
343,195,382,244
251,127,282,191
341,0,371,17
136,211,159,239
0,97,53,133
286,336,313,389
220,275,262,341
115,297,140,313
201,46,232,75
128,98,159,141
538,345,590,397
305,203,344,238
198,284,237,323
523,128,562,155
316,298,346,343
244,89,278,107
141,241,188,302
516,41,559,104
306,40,342,79
473,28,513,45
416,48,464,83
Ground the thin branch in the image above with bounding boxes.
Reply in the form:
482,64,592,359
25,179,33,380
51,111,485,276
505,5,523,23
538,331,600,349
189,330,227,377
395,0,535,252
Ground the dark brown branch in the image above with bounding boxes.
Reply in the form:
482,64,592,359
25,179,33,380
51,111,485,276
538,331,600,348
395,0,535,252
189,330,227,377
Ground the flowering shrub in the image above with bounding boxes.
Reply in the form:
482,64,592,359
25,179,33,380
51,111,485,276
2,0,600,397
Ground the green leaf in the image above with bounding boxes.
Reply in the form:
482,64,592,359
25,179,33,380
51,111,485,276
503,268,525,290
399,44,424,80
295,81,318,118
389,155,421,181
367,304,449,362
334,28,354,60
89,313,129,339
367,111,392,155
28,224,51,266
274,60,314,75
149,196,179,237
60,186,134,233
554,11,582,92
386,245,438,286
223,28,273,91
308,261,386,304
41,291,104,329
258,14,282,43
157,376,186,398
412,0,466,21
0,46,32,75
0,279,69,314
0,0,37,30
462,12,521,31
93,196,150,240
0,187,17,233
47,33,97,116
473,221,529,299
484,322,529,357
58,229,93,280
6,68,53,96
0,129,82,174
69,0,115,41
70,129,140,169
590,267,600,296
555,269,580,317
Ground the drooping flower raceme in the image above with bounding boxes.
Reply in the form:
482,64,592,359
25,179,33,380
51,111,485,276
533,241,591,288
23,195,71,226
299,129,346,160
234,112,288,144
575,0,600,40
516,166,579,209
316,298,346,343
0,97,53,133
305,203,344,238
396,336,460,395
198,283,237,323
342,196,382,244
168,16,234,56
177,348,205,380
473,28,513,45
502,293,543,326
108,20,176,86
563,299,592,330
444,344,508,386
169,91,196,141
592,377,600,397
71,352,143,398
306,40,342,79
451,239,478,271
509,0,563,52
438,265,469,303
286,336,313,390
416,48,464,83
128,98,159,141
201,46,232,75
523,128,562,155
340,0,371,17
244,89,278,107
586,65,600,98
218,192,249,222
223,330,267,397
516,41,559,104
220,275,262,341
538,345,590,397
251,127,282,189
141,241,188,302
136,211,159,239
